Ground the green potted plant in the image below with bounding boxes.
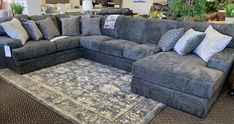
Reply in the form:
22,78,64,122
225,3,234,23
169,0,206,21
11,3,24,15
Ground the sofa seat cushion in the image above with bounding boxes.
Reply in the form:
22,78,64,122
132,52,224,98
124,44,161,61
12,40,56,61
99,39,138,57
80,35,113,51
53,36,81,52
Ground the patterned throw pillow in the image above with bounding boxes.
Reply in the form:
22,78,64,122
194,25,232,62
0,18,29,45
61,16,81,36
81,16,101,36
158,28,185,52
22,20,43,41
174,29,205,56
36,17,60,40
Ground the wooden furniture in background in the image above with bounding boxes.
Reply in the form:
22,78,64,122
205,12,225,22
0,0,2,9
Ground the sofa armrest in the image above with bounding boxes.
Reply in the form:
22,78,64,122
0,36,22,49
207,48,234,74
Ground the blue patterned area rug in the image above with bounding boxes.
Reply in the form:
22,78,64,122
0,59,165,124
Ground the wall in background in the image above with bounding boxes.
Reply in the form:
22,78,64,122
2,0,13,9
70,0,80,8
122,0,154,14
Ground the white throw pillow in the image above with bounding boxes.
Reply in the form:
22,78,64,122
194,25,232,62
173,29,205,55
0,18,29,45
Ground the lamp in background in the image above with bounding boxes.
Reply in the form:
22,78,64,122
82,0,93,14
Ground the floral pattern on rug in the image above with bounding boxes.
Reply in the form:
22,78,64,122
0,59,165,124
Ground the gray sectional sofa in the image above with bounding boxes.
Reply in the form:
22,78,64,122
0,14,234,118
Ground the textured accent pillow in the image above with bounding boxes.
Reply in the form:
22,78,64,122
81,16,101,36
36,17,60,40
194,25,232,62
22,20,43,41
174,29,205,56
158,28,185,52
0,18,29,45
61,16,81,36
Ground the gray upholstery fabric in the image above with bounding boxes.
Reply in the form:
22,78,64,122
124,44,161,61
36,18,60,40
132,52,224,98
30,15,60,33
55,13,81,32
119,16,147,44
100,16,124,39
81,16,101,36
174,29,205,56
121,8,133,15
108,9,122,14
61,16,81,36
53,36,80,52
142,19,178,44
12,40,56,61
208,48,234,75
0,26,7,36
0,15,29,23
80,35,113,51
10,49,82,74
158,28,185,52
131,76,223,117
99,39,137,57
177,21,234,49
81,48,134,72
0,18,29,45
97,8,132,16
55,14,71,32
0,36,22,49
22,20,43,41
0,15,29,36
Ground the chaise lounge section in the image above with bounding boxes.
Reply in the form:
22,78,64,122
0,14,234,118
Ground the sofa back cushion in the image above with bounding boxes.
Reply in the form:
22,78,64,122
100,15,125,39
30,15,60,34
118,16,147,44
178,21,234,48
142,19,178,44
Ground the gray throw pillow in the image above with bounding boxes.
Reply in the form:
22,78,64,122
0,26,7,36
81,16,101,36
158,28,185,52
0,18,29,45
174,29,205,56
36,17,60,40
22,20,43,41
61,16,81,36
